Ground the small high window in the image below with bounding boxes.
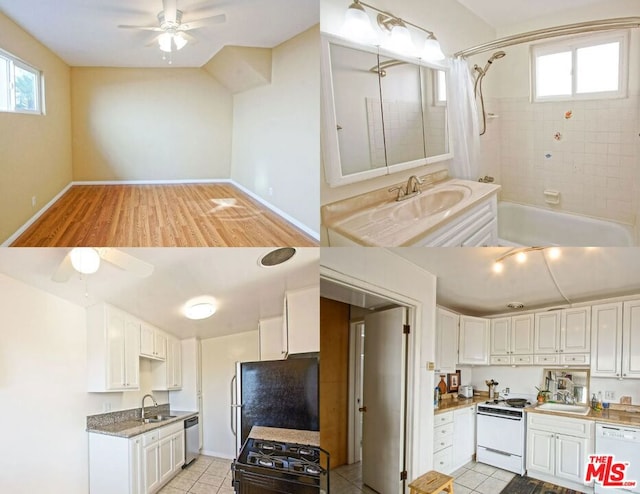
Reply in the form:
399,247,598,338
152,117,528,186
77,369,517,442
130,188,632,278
531,31,628,102
0,49,44,114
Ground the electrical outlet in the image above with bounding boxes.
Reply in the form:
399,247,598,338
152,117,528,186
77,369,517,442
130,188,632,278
103,402,111,412
605,391,615,400
31,196,36,207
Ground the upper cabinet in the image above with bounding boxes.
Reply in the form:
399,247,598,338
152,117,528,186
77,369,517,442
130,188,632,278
592,301,640,379
458,316,490,365
140,323,167,360
490,314,534,365
259,316,285,361
87,304,140,392
436,308,459,373
283,287,319,356
534,308,590,365
152,336,182,391
321,35,452,187
534,312,561,354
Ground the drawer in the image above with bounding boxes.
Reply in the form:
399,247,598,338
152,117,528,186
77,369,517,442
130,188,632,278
491,355,510,365
528,413,594,438
561,353,589,365
433,430,453,452
159,420,183,438
142,430,159,446
434,422,454,439
512,355,533,365
434,411,453,426
534,354,559,365
433,446,453,473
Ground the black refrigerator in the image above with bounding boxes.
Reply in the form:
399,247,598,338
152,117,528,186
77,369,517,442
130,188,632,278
231,357,319,454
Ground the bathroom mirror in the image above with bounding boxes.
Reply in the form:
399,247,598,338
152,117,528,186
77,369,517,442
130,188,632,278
321,35,452,187
542,368,590,405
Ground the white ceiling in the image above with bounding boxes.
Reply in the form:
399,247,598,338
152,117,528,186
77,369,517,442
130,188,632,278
456,0,607,29
0,248,319,339
0,0,318,67
393,248,640,316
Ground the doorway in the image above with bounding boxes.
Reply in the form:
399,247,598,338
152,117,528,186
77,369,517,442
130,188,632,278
320,279,415,494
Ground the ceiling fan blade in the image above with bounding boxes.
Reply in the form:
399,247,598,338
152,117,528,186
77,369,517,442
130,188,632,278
163,0,178,23
52,253,75,283
98,249,154,278
180,13,226,31
118,25,163,31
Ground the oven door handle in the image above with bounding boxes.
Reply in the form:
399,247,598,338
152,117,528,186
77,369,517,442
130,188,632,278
477,412,523,421
483,447,513,457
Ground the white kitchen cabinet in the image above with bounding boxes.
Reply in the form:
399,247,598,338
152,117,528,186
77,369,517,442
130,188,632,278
535,308,589,364
159,435,173,485
87,303,140,392
490,317,510,356
140,322,167,360
282,286,319,356
143,434,161,494
436,308,459,373
561,307,591,354
169,338,202,449
490,314,534,364
152,336,182,391
622,299,640,378
458,315,490,365
433,411,454,473
88,433,143,494
526,413,594,491
452,405,476,471
259,316,285,361
534,312,561,354
591,302,623,377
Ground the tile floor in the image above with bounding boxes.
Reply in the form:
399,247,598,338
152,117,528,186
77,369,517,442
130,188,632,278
158,455,234,494
331,460,517,494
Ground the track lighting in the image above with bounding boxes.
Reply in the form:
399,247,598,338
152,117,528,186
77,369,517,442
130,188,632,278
492,247,562,274
341,0,446,61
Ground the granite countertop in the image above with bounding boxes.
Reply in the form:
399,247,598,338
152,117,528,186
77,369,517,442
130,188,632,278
249,426,320,447
527,405,640,427
322,175,500,247
87,410,198,438
434,396,486,415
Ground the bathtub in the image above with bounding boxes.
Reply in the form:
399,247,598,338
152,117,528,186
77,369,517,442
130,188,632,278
498,201,635,246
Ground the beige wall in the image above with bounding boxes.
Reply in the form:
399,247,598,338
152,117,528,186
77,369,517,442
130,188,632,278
0,11,72,243
71,68,233,181
231,25,320,235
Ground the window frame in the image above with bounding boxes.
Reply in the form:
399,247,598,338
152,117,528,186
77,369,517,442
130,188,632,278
530,30,629,103
0,48,45,115
432,69,447,106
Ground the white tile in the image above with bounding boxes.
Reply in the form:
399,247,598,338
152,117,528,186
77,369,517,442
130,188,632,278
455,469,489,490
491,469,516,482
188,482,218,494
472,462,498,475
452,482,473,494
475,476,509,494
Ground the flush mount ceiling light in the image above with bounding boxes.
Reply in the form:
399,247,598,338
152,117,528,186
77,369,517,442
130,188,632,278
69,248,101,275
259,247,296,268
184,296,217,320
341,0,446,61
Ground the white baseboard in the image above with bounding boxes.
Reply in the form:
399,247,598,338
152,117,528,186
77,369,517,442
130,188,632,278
200,449,235,460
1,182,73,247
229,180,320,241
3,179,319,245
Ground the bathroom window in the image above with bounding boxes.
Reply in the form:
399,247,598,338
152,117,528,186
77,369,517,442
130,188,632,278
0,49,44,114
531,31,628,102
434,69,447,105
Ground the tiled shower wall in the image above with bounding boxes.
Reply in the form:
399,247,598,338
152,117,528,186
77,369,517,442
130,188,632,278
480,93,640,226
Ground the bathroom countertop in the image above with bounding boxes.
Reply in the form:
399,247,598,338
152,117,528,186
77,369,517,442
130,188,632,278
87,410,198,438
249,426,320,447
322,176,500,246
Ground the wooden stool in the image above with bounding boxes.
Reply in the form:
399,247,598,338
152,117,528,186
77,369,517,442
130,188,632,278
408,470,454,494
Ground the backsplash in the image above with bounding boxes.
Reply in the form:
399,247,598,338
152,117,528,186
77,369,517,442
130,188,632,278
86,403,170,429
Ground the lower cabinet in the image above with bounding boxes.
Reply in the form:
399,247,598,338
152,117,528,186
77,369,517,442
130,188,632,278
433,405,476,474
526,413,594,491
90,420,187,494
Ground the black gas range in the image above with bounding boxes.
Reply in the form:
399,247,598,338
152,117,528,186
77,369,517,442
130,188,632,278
232,438,329,493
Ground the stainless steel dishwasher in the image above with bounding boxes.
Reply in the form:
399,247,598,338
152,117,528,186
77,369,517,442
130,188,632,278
184,415,199,466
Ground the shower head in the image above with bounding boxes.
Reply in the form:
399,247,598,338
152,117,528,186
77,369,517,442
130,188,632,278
482,51,506,74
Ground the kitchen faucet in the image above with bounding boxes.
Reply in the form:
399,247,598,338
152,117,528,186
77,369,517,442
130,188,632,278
389,175,424,202
141,394,157,419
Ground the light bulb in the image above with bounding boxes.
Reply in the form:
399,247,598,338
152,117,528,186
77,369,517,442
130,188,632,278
70,248,101,274
174,34,188,51
422,37,446,61
516,252,527,263
492,261,504,274
548,247,561,260
158,33,173,53
384,23,416,55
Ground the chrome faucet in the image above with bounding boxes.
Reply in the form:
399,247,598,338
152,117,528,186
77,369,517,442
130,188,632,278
389,175,424,202
141,394,157,419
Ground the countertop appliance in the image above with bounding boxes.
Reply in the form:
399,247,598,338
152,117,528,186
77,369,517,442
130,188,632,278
184,415,199,467
459,385,473,398
476,396,535,475
232,438,329,493
231,358,319,454
595,423,640,494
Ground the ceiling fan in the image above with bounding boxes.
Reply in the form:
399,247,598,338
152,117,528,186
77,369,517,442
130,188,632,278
52,248,154,283
118,0,226,53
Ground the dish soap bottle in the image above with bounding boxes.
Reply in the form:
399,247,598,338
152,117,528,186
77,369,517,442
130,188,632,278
434,387,440,409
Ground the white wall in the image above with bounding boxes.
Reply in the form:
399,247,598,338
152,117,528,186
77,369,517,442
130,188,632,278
0,273,169,494
201,330,259,459
231,26,320,237
320,247,437,478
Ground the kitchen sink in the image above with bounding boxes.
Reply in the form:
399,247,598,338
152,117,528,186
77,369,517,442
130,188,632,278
536,403,591,415
142,415,177,423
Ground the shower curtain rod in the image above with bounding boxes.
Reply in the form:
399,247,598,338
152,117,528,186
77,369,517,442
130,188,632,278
454,17,640,58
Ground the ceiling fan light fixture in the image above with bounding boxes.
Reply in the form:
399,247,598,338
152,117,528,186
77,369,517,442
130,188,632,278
158,32,173,52
174,33,188,51
70,248,101,275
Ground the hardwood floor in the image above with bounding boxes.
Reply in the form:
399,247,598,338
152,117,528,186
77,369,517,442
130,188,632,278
11,184,317,247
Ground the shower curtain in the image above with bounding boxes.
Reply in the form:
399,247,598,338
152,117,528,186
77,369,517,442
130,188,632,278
449,58,480,180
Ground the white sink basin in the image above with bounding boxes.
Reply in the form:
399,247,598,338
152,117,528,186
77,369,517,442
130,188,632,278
392,188,469,221
536,403,591,415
